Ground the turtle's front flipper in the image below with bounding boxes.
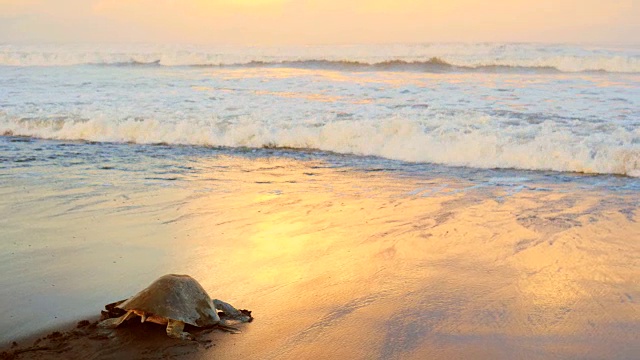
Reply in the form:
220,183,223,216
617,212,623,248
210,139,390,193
166,319,194,340
213,299,252,323
98,310,135,328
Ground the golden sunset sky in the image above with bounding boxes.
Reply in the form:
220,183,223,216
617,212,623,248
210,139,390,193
0,0,638,44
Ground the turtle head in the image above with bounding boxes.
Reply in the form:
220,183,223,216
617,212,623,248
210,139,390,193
213,299,253,323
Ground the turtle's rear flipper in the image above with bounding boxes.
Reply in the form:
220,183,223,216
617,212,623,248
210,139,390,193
105,299,126,312
100,299,128,321
98,310,135,329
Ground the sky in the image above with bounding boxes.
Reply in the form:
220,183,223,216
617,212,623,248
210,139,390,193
0,0,638,45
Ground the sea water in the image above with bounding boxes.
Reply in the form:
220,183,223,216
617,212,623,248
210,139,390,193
1,42,639,176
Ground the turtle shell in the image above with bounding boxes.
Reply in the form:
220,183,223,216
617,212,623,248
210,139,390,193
118,274,220,327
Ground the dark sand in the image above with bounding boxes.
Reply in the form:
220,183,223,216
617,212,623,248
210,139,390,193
1,307,252,360
1,318,245,360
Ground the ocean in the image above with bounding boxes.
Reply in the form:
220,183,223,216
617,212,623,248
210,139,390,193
1,43,639,176
1,43,639,358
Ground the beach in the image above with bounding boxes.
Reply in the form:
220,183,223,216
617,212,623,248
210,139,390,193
1,43,639,358
1,141,639,359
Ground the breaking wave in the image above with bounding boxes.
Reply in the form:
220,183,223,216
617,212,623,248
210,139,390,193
231,59,566,73
2,115,639,177
1,43,639,73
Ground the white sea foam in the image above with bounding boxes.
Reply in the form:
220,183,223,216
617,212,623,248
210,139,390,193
0,43,639,73
1,44,638,177
2,114,639,177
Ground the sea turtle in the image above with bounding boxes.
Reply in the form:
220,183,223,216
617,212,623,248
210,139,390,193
98,274,252,340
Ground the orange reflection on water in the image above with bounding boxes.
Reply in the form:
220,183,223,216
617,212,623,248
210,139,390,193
253,89,343,103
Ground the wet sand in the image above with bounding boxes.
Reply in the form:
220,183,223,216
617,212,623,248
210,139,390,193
1,154,639,359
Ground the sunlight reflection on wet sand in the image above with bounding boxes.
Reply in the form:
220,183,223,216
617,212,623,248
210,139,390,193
166,157,639,359
1,154,638,358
